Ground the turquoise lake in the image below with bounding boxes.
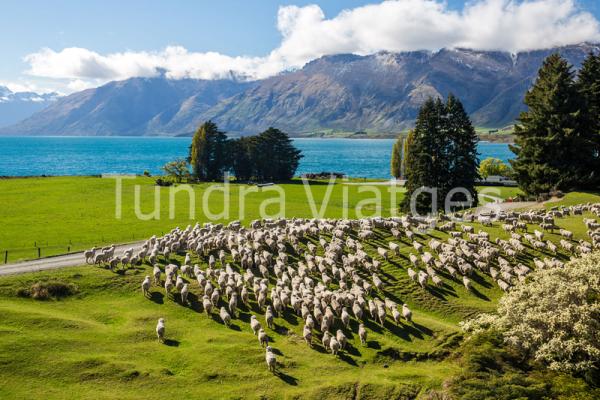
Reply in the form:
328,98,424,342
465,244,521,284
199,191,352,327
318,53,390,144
0,137,514,178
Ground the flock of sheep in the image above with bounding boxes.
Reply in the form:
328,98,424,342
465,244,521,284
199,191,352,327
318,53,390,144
87,202,600,372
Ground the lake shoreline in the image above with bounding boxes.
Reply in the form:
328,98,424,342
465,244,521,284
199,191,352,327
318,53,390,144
0,136,514,178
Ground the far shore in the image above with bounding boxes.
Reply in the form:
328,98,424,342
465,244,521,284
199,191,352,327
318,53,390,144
0,133,515,143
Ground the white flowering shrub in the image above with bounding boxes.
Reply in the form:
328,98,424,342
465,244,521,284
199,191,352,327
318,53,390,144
463,252,600,374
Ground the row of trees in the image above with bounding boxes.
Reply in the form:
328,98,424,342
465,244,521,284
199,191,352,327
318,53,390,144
399,94,479,212
188,121,302,182
511,52,600,194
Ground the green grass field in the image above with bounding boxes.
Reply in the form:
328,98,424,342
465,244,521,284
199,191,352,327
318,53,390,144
1,176,570,263
0,177,406,262
0,177,598,398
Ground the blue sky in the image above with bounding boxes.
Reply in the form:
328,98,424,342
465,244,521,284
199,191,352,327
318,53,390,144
1,0,599,94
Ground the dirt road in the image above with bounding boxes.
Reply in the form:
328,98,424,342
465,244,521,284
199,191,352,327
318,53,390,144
0,241,145,276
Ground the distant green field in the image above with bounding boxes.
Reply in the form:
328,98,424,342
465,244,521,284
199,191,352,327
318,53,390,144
0,177,405,262
1,177,598,263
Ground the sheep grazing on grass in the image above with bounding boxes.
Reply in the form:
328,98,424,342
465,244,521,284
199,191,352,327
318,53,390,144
202,295,213,315
377,305,387,325
497,279,510,292
152,265,161,285
250,315,261,335
156,318,165,343
341,307,350,328
164,279,174,298
418,271,428,288
109,210,598,366
377,247,389,261
175,276,184,291
141,276,151,297
180,283,189,305
463,276,472,291
84,247,97,264
358,323,367,345
402,304,412,323
229,293,238,317
389,242,400,255
109,257,120,271
265,306,274,329
265,346,277,372
258,328,268,347
392,308,401,324
336,329,347,350
407,268,417,282
413,241,424,253
303,325,313,347
559,229,573,240
329,337,340,355
220,307,231,327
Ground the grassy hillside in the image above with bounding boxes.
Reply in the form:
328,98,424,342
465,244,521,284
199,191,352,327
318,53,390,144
0,210,597,398
0,177,598,398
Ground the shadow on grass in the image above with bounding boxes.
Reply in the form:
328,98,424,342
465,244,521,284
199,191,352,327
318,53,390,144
274,369,298,385
367,340,381,349
470,286,490,301
338,352,358,366
164,339,179,347
149,291,164,304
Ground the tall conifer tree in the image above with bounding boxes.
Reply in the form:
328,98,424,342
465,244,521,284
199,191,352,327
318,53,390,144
577,52,600,186
188,121,230,181
510,54,594,194
390,137,402,179
446,94,480,206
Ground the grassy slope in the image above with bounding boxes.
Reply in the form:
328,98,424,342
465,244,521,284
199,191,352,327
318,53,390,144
0,177,405,261
0,206,597,399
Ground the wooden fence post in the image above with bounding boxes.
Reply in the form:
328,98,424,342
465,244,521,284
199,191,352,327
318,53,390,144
4,251,7,264
37,247,41,258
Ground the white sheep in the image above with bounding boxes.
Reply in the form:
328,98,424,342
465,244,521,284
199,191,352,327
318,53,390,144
258,328,268,347
250,315,261,335
265,306,274,329
156,318,165,343
402,304,412,323
141,276,151,296
358,323,367,345
220,306,231,327
202,295,213,315
303,325,313,347
180,283,189,305
164,279,174,298
329,337,340,355
463,276,472,291
265,346,276,372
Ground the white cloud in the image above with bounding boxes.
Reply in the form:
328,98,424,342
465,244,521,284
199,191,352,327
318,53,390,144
20,0,600,93
0,80,60,95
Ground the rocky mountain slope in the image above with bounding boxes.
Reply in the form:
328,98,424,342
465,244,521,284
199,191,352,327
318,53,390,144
0,86,59,128
2,43,597,136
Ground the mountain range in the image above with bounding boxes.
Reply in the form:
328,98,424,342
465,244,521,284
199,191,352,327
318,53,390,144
1,43,598,137
0,86,59,128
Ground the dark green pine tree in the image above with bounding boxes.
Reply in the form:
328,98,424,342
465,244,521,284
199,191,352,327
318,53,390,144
188,121,230,181
510,54,591,194
445,94,479,207
254,128,303,182
229,136,257,182
401,98,449,213
390,137,402,179
577,52,600,186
